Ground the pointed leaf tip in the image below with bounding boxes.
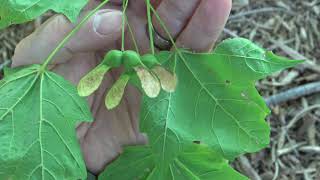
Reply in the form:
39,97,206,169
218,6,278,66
105,74,130,110
77,64,110,97
212,38,304,81
266,51,305,65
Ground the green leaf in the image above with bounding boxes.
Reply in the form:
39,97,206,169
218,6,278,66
99,143,247,180
147,38,302,160
0,0,88,29
0,65,92,179
3,66,26,77
100,90,247,179
3,67,17,77
99,38,302,179
105,73,130,110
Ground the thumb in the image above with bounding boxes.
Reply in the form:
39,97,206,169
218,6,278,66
12,9,123,67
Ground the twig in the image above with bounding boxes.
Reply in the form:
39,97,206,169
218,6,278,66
265,81,320,106
223,28,239,37
299,146,320,154
0,59,11,72
238,156,262,180
229,7,293,20
303,172,313,180
296,168,317,174
277,142,306,156
272,161,280,180
287,104,320,130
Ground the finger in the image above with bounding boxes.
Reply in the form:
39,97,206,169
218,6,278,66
79,83,144,174
53,52,100,140
176,0,232,52
84,0,123,10
12,9,122,67
152,0,201,39
150,0,162,8
52,53,98,104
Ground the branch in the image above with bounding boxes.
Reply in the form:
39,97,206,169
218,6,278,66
238,156,262,180
228,7,293,20
265,81,320,106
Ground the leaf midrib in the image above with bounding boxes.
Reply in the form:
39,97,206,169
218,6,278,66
183,50,292,66
0,70,83,180
161,93,172,161
39,72,45,179
45,72,89,120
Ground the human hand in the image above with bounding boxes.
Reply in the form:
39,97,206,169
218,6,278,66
12,0,231,175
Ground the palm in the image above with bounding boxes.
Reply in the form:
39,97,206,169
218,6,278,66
58,1,162,174
12,0,231,175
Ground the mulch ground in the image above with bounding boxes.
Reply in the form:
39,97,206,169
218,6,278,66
226,1,320,180
1,0,319,179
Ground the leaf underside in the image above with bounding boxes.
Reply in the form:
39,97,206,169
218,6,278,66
100,144,248,180
99,38,302,179
0,65,92,179
0,0,88,29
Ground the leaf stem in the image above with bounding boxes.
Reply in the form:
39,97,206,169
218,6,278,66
121,0,129,51
145,0,155,54
149,6,179,52
125,15,140,54
41,0,111,71
150,6,190,66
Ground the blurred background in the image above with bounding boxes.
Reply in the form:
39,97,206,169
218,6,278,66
0,0,319,179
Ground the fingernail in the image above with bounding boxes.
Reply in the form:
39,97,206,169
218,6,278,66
93,10,123,36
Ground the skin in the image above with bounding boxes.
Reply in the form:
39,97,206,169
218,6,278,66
12,0,232,175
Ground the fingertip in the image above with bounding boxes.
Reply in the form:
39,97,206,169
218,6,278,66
136,133,148,144
93,10,123,37
66,9,123,53
176,0,232,52
206,0,232,48
208,0,232,22
205,0,232,38
223,0,233,13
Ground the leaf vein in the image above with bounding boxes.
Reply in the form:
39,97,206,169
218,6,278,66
42,119,82,170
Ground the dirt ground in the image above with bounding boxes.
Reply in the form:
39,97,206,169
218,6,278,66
0,0,319,179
